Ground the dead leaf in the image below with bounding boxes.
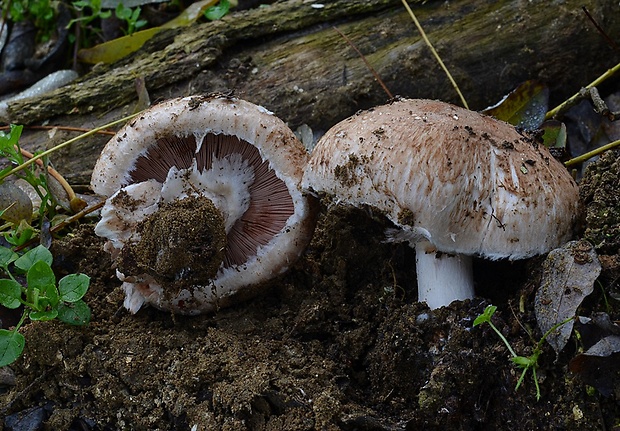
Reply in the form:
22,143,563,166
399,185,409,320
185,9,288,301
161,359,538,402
481,80,549,130
569,335,620,397
534,240,601,354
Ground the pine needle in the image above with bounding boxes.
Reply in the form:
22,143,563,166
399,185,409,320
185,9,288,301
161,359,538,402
401,0,469,109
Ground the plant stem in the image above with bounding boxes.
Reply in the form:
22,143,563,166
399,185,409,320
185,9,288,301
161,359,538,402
564,138,620,167
12,308,28,334
401,0,469,109
488,321,518,358
0,112,141,182
546,61,620,119
18,147,78,204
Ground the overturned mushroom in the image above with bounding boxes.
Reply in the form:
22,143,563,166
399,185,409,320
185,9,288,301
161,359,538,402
302,98,579,309
91,95,316,315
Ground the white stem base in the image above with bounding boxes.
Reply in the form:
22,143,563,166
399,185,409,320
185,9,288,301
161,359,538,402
415,241,474,309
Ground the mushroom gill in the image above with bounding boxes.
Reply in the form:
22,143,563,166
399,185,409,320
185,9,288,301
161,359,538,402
128,132,295,268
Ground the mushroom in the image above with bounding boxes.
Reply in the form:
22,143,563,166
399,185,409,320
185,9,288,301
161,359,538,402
91,95,316,315
302,98,579,309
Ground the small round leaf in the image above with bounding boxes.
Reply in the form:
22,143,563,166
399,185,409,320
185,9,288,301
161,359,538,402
0,246,18,268
0,279,23,309
0,329,25,367
29,309,58,321
15,245,53,272
58,300,91,326
59,274,90,302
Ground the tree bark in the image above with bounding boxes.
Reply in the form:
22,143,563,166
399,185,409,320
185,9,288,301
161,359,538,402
7,0,619,184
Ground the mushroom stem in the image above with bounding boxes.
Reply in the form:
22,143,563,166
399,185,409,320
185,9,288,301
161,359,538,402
415,240,474,309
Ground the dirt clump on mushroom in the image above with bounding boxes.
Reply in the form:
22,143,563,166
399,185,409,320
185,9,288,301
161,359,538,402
119,196,227,293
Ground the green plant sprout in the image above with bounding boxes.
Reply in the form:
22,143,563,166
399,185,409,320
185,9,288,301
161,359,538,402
473,304,573,401
68,0,148,37
4,0,57,42
0,244,91,366
0,125,57,224
68,0,111,28
115,3,147,35
203,0,230,21
0,114,142,367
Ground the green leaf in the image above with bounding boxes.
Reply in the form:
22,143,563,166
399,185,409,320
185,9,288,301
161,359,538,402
511,355,535,368
473,305,497,326
72,0,91,9
27,260,56,292
0,329,25,367
116,3,132,20
4,224,34,247
133,19,147,31
0,166,14,178
204,0,230,21
15,245,53,272
39,282,60,309
0,279,23,309
29,308,58,321
0,124,23,158
58,300,91,326
540,120,567,149
59,273,90,302
130,7,141,21
0,246,18,268
482,80,549,130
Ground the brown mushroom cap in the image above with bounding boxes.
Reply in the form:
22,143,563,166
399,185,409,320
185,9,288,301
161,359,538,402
91,95,316,314
302,98,579,260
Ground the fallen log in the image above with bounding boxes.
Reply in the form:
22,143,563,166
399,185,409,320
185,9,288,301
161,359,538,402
6,0,619,184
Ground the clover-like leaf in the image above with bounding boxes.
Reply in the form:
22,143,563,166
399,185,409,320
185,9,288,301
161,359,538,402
58,300,91,326
15,244,53,272
0,329,25,367
0,279,23,309
473,305,497,326
59,273,90,302
27,260,56,293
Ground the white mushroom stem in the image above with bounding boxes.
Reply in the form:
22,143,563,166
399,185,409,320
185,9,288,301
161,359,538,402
415,240,474,309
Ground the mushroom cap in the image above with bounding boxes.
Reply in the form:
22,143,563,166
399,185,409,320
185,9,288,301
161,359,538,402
302,98,579,260
91,95,316,314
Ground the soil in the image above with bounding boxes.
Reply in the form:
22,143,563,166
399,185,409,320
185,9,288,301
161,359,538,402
0,154,619,430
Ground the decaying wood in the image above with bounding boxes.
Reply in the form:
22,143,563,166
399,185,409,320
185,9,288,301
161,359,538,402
6,0,619,184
